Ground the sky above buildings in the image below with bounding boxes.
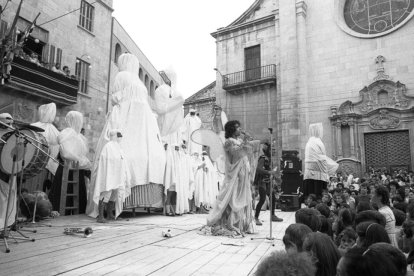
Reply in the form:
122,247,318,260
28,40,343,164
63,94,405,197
113,0,254,99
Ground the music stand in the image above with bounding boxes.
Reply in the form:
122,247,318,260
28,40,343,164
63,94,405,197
251,128,277,246
1,131,35,253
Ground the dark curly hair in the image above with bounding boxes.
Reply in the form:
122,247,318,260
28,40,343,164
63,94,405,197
375,185,390,205
224,120,240,139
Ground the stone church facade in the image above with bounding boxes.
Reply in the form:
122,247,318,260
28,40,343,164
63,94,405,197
204,0,414,176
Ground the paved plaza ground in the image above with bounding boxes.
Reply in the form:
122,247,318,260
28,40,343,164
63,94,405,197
0,210,294,276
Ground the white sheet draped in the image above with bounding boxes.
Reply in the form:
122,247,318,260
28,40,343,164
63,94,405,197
31,103,59,174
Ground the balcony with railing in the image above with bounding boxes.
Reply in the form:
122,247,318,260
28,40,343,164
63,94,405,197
222,64,276,94
4,57,79,105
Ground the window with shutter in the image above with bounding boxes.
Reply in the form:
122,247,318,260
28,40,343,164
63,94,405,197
76,58,90,94
79,1,94,32
49,45,55,69
56,48,62,66
244,45,261,81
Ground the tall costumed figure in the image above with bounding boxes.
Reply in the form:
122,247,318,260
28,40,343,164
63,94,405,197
86,53,166,218
303,123,338,199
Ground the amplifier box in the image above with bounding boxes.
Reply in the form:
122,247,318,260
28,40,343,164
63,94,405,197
279,194,301,212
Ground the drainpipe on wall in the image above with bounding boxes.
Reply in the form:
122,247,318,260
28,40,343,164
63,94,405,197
106,17,114,113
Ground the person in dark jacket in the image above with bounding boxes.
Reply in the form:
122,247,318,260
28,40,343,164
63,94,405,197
254,143,283,225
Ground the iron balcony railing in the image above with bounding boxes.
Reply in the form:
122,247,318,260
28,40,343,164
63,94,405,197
222,64,276,88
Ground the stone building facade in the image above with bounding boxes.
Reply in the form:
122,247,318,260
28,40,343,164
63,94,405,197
0,0,113,159
109,18,165,112
207,0,414,175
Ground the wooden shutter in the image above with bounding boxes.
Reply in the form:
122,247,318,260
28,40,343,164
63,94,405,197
244,45,261,81
42,44,49,65
0,20,8,38
56,48,62,65
49,45,55,69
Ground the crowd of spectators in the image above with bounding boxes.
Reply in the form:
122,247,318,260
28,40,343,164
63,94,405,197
255,169,414,276
17,49,75,79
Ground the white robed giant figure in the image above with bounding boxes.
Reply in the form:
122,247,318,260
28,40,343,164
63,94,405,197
92,129,131,222
152,69,193,215
182,109,202,154
31,103,60,174
303,123,338,198
87,53,166,217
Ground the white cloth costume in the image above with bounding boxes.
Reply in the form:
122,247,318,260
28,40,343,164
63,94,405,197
194,153,218,208
90,53,165,189
91,130,131,218
304,123,338,182
182,110,202,155
31,103,60,174
58,111,90,168
151,68,184,137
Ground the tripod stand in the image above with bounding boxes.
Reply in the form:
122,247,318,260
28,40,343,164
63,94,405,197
1,131,35,253
251,128,278,246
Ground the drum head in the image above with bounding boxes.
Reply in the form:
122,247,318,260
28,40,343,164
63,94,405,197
0,130,39,175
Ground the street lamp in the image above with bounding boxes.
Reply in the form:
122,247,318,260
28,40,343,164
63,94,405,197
213,68,227,85
77,54,92,68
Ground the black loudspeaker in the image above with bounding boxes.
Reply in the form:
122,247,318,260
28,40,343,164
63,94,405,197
280,150,303,194
280,194,300,211
280,150,302,173
281,173,303,194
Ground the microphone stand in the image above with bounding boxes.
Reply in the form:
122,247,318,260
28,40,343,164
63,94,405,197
251,128,276,246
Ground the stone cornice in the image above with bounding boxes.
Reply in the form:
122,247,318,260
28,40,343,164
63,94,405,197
296,0,307,18
96,0,114,12
211,14,275,38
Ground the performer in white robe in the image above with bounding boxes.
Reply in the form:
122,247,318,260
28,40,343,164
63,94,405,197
93,129,131,222
49,111,91,213
194,151,218,209
303,123,338,199
31,103,60,175
182,109,202,155
87,53,166,217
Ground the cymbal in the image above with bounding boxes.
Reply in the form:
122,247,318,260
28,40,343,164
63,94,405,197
14,122,45,132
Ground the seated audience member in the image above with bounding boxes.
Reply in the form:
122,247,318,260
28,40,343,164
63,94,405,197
305,194,317,208
342,188,355,210
356,183,370,205
303,232,341,276
321,192,331,207
400,220,414,253
337,228,357,256
332,208,354,244
63,66,71,77
283,223,313,252
393,208,406,227
392,195,407,213
356,222,390,250
295,208,321,232
255,250,317,276
368,243,407,276
407,202,414,221
336,247,400,276
409,191,414,204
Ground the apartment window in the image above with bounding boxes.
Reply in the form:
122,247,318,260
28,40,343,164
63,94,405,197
79,0,94,32
75,58,90,94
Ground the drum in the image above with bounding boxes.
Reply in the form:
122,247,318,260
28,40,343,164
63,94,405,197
0,129,49,179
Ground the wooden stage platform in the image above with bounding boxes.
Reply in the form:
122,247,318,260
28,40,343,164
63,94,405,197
0,210,295,276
